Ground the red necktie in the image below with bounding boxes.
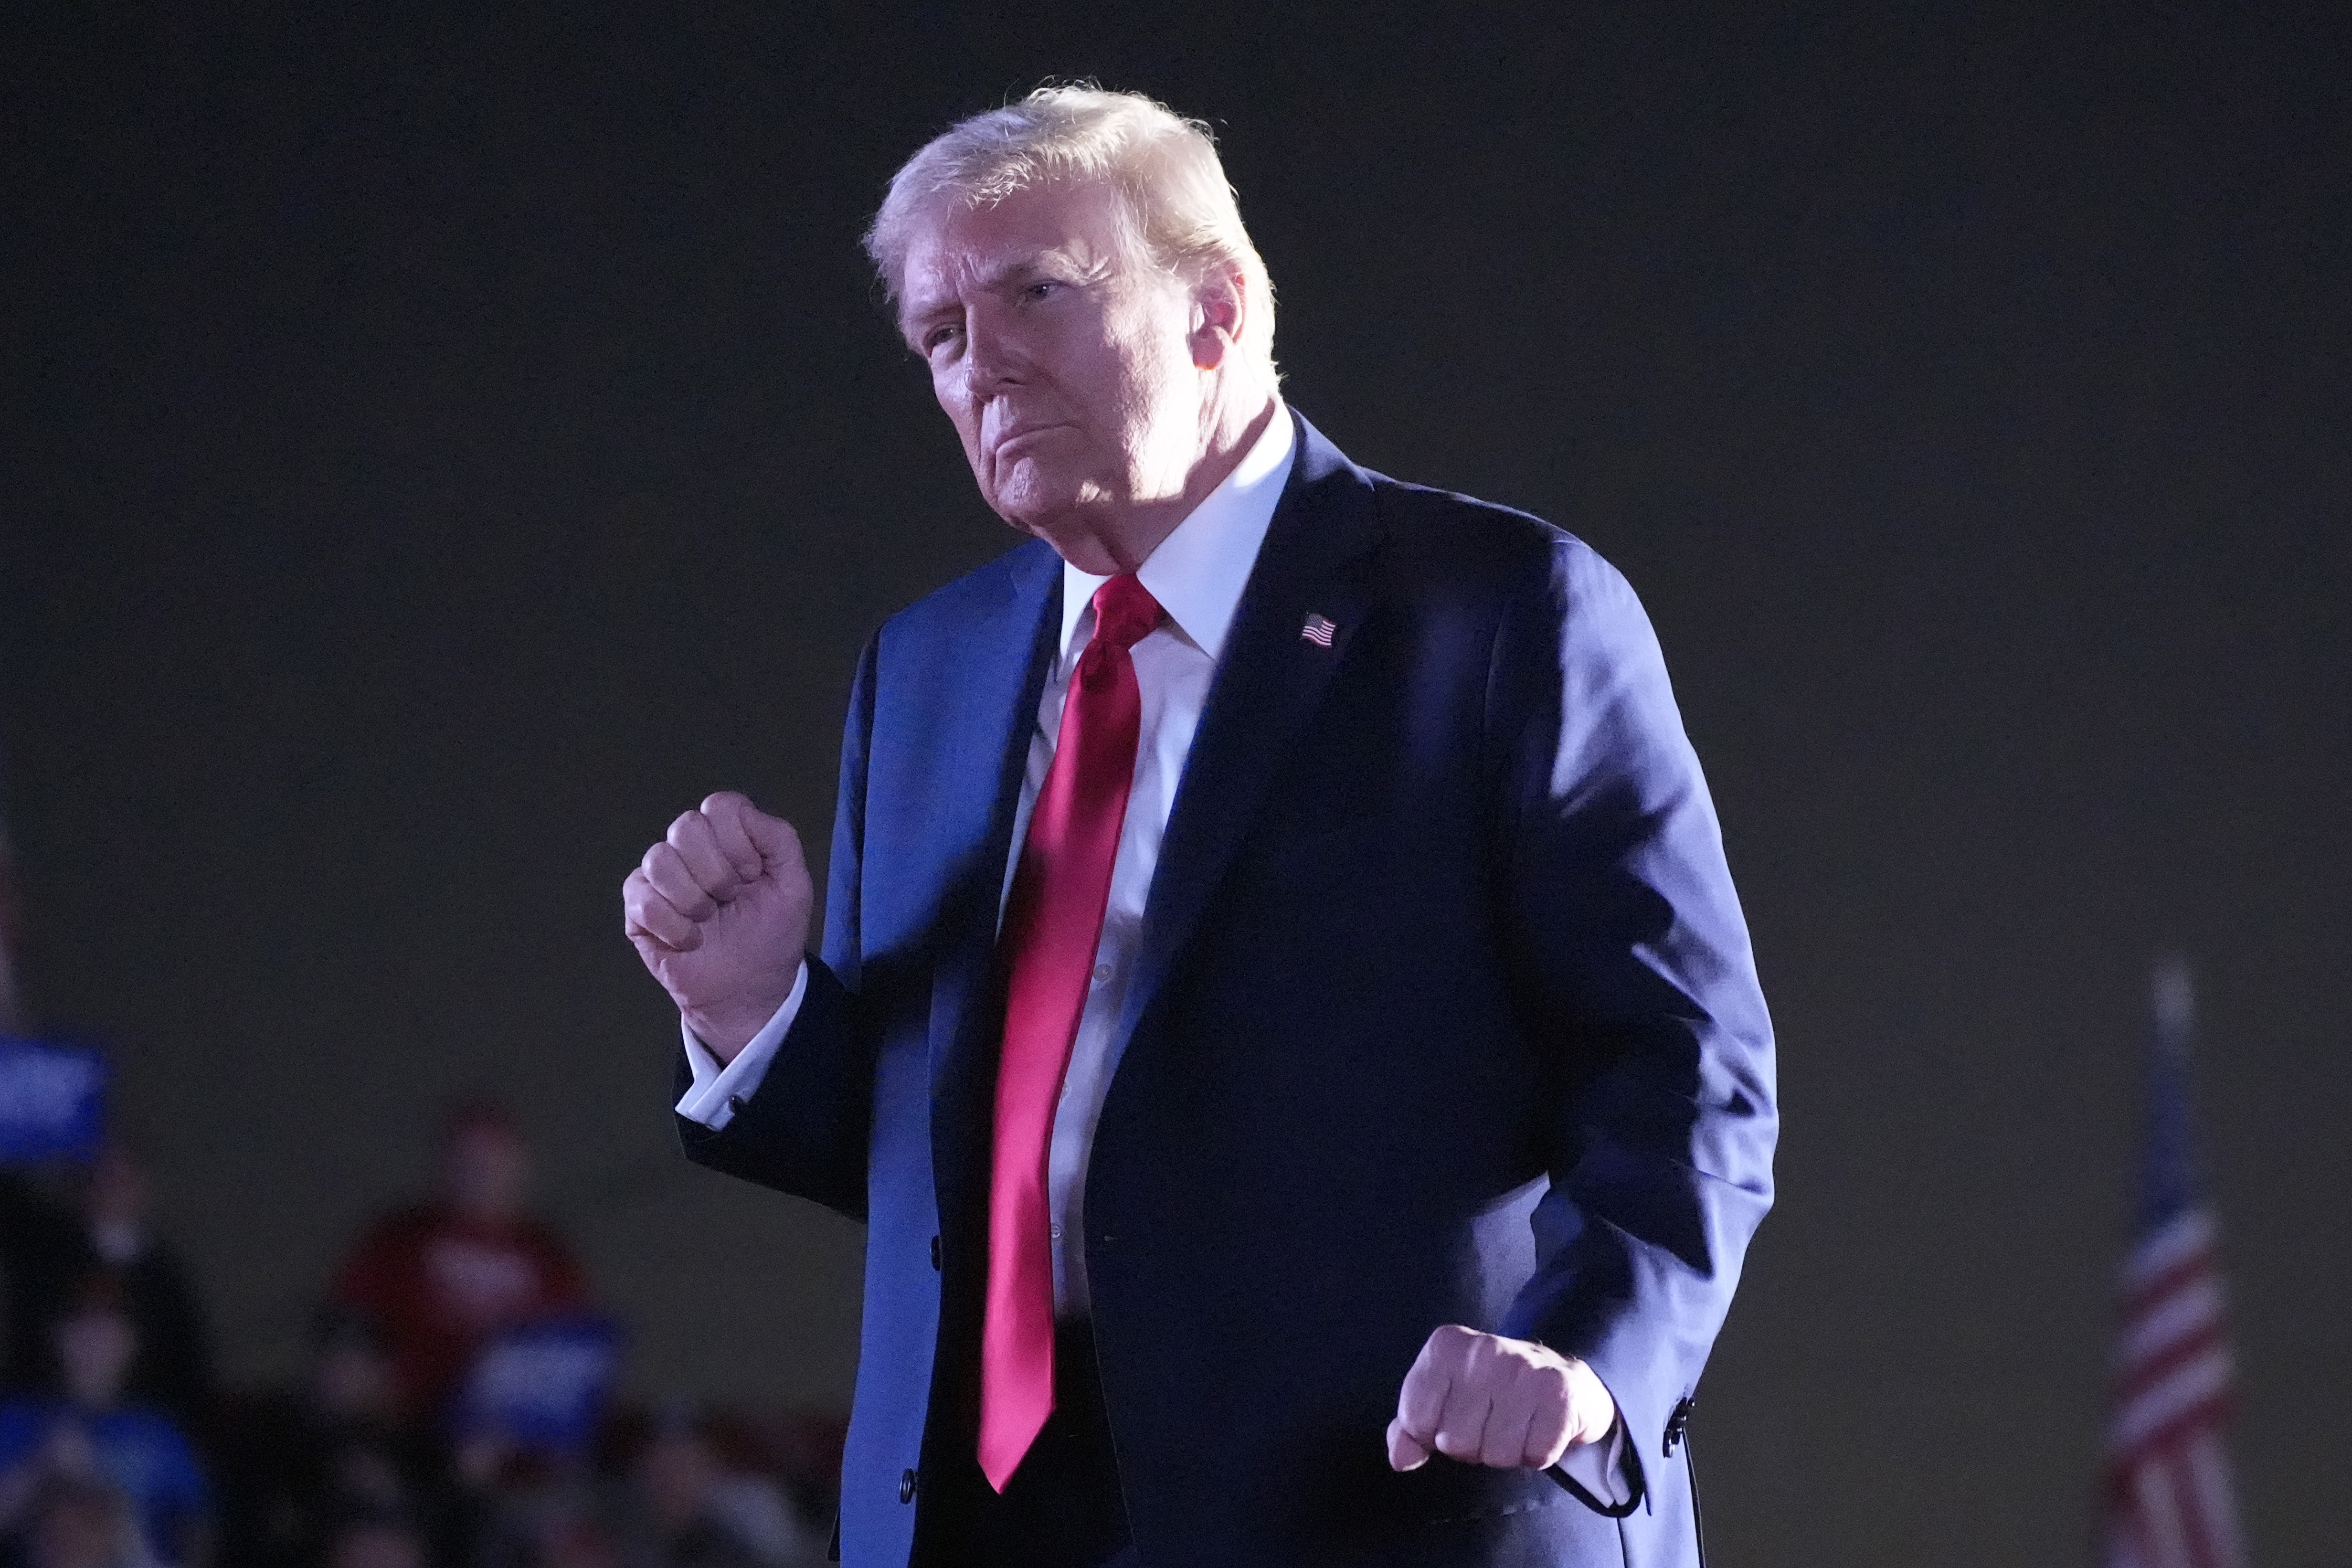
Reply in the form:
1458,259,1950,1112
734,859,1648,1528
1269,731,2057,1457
979,573,1163,1491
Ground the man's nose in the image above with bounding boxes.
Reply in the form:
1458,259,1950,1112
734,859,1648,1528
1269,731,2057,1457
963,311,1024,394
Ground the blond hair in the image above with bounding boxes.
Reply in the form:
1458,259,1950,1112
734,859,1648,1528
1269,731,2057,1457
864,85,1276,367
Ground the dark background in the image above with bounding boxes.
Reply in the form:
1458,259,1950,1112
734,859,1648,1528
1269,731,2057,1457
5,3,2346,1564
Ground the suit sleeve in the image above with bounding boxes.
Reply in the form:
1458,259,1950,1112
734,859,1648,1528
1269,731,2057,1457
673,633,882,1222
1486,539,1777,1509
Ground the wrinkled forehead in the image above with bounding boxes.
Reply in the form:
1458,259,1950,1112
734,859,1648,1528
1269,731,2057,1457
896,178,1135,320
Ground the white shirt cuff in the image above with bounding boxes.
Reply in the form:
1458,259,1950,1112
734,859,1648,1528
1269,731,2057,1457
674,961,809,1130
1556,1416,1632,1507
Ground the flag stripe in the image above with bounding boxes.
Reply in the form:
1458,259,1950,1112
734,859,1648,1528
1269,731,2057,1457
2119,1276,2223,1368
2104,966,2244,1568
2122,1210,2214,1295
2133,1459,2195,1568
2111,1342,2232,1455
2119,1320,2225,1407
2123,1240,2218,1322
2112,1394,2236,1486
2172,1448,2221,1568
2185,1429,2247,1568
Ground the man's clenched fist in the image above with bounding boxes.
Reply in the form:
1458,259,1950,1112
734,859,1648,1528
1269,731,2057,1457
622,792,812,1060
1386,1324,1617,1473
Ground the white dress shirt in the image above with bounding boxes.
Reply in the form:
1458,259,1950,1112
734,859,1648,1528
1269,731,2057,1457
675,403,1629,1500
679,404,1295,1316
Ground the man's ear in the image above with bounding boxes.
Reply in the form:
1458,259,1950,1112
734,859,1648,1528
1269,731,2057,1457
1189,266,1249,370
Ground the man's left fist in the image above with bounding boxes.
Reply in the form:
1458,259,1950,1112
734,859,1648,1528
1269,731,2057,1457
1386,1324,1617,1472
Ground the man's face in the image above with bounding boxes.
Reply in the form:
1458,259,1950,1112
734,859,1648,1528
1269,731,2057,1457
899,179,1210,545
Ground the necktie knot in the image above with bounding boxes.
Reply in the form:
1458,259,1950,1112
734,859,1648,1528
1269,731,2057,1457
1089,574,1162,652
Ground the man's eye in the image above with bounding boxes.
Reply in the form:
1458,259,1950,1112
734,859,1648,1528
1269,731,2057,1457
923,324,960,351
1025,280,1059,300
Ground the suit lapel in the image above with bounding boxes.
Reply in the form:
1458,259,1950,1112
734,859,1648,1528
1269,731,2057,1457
922,545,1061,1240
1114,414,1385,1049
913,420,1387,1229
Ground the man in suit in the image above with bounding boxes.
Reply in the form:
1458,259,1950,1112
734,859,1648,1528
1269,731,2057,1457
622,87,1775,1568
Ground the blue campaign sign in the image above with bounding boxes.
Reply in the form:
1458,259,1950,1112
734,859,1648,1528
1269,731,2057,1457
0,1037,107,1163
454,1315,626,1451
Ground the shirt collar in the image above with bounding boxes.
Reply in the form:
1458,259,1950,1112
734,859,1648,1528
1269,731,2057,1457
1058,403,1297,664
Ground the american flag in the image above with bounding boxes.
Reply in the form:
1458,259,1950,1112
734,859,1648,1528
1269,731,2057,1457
1300,612,1337,647
2102,959,2247,1568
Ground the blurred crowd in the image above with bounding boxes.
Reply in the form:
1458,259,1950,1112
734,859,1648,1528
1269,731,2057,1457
0,1104,840,1568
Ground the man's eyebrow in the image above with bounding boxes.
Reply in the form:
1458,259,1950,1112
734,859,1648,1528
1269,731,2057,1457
973,255,1059,291
900,251,1095,340
903,256,1040,318
899,284,964,341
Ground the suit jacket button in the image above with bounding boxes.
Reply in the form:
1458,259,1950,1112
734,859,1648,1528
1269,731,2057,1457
899,1467,919,1504
928,1236,942,1271
726,1093,748,1115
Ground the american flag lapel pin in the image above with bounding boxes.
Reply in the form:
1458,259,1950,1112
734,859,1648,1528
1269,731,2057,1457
1300,612,1338,648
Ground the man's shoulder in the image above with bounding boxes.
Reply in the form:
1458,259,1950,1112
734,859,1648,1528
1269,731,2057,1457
872,536,1059,648
1356,469,1626,606
1284,411,1603,577
1367,470,1571,547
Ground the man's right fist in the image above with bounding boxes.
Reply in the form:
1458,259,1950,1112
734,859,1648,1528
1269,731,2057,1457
622,792,813,1061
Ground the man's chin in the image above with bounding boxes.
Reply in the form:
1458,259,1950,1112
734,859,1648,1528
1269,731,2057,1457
983,469,1091,538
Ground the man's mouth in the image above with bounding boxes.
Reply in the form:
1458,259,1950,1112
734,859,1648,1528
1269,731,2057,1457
992,422,1071,456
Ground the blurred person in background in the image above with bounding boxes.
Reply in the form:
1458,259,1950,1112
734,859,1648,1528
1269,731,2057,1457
330,1105,590,1430
0,1271,210,1566
613,1407,822,1568
59,1146,209,1439
467,1462,608,1568
320,1507,430,1568
536,1515,619,1568
13,1475,147,1568
0,1172,85,1400
213,1308,465,1568
0,1144,212,1442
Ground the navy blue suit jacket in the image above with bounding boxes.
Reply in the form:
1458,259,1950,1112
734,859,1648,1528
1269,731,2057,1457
680,413,1776,1567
